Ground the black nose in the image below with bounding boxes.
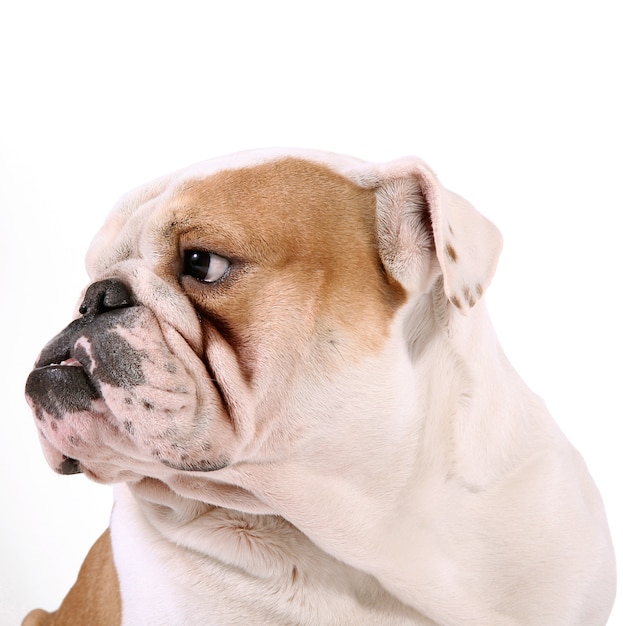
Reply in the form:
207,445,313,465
79,279,135,317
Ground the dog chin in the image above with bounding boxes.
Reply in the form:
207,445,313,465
37,436,83,475
25,362,101,475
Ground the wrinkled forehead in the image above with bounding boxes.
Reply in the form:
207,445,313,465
85,149,377,277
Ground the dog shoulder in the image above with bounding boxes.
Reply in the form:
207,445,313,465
22,529,121,626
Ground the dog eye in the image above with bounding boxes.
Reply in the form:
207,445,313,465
183,250,231,283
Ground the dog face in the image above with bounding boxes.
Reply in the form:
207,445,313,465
25,149,501,492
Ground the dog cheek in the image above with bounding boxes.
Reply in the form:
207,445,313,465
103,380,194,428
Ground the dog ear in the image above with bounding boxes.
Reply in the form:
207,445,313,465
357,157,502,313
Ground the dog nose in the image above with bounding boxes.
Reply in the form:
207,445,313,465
79,279,135,317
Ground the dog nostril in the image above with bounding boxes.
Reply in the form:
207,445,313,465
79,279,135,317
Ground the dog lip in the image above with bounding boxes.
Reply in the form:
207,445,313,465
34,317,90,369
35,349,71,369
32,359,83,371
58,456,82,475
26,362,102,419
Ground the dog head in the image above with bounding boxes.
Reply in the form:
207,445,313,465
25,149,501,495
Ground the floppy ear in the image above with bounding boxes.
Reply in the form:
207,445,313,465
355,157,502,313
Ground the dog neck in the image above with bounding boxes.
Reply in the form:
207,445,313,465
111,479,433,624
407,282,558,487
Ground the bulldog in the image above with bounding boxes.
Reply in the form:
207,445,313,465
24,149,616,625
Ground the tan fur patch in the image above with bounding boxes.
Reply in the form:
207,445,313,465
153,158,406,369
22,530,121,625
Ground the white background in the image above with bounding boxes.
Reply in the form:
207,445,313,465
1,1,620,623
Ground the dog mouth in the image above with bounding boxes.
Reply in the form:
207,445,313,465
44,357,82,368
26,338,104,475
33,318,88,369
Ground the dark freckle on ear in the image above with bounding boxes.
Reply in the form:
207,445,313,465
125,397,133,405
445,244,458,263
124,420,135,435
448,224,454,236
450,295,462,308
142,400,154,411
463,287,476,308
50,421,58,431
